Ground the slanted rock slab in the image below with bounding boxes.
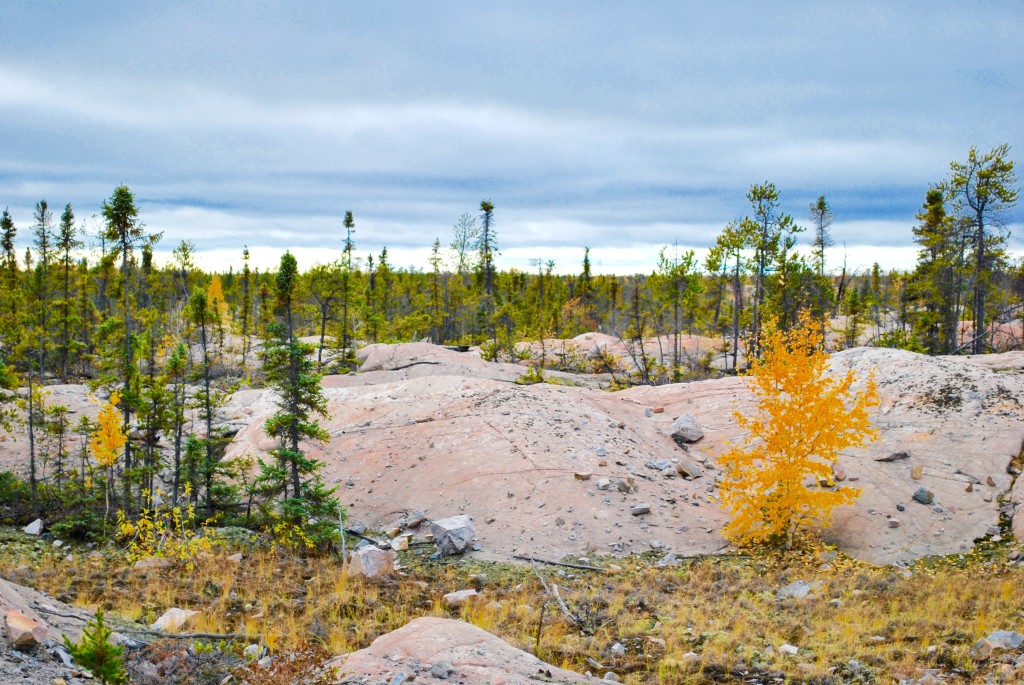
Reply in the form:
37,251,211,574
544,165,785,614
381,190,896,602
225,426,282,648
326,616,589,685
23,519,43,536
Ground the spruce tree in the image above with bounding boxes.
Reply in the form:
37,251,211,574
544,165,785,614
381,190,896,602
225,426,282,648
259,251,340,550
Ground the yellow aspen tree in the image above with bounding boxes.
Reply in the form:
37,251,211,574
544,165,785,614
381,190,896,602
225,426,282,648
91,392,128,523
718,316,879,549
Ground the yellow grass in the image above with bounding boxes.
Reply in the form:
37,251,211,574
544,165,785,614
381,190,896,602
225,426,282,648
1,532,1022,684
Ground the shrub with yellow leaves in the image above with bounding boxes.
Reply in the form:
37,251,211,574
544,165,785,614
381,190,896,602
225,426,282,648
91,392,128,523
116,485,211,570
718,316,879,549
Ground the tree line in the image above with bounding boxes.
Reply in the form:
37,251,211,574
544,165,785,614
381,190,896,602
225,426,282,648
0,144,1017,546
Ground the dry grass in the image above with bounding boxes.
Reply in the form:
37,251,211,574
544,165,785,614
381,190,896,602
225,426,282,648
2,532,1023,684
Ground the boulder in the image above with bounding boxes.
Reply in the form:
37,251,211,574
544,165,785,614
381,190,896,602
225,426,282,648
4,609,47,650
675,457,704,480
150,608,199,633
23,519,43,536
430,515,475,556
326,617,590,685
669,414,704,444
347,547,398,578
969,630,1024,660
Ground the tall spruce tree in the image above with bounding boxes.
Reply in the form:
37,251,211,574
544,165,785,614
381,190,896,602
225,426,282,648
259,251,340,549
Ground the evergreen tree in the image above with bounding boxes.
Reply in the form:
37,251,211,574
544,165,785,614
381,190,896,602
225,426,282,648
945,144,1019,353
56,203,83,381
258,251,340,550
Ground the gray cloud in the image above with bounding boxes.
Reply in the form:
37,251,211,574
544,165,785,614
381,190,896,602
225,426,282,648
0,1,1021,272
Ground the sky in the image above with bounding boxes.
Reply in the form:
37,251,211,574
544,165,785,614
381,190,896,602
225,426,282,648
0,2,1021,275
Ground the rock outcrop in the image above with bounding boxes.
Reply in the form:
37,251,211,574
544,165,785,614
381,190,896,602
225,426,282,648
326,616,589,685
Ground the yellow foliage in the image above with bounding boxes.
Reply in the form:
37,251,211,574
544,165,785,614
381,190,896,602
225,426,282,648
718,316,879,548
207,274,230,325
91,393,127,469
116,486,211,570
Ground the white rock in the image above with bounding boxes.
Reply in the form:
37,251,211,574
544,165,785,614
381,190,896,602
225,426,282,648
23,519,43,536
150,608,199,633
443,589,478,607
779,643,799,656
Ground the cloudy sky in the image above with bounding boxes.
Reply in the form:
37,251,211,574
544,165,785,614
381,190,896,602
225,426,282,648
1,2,1021,274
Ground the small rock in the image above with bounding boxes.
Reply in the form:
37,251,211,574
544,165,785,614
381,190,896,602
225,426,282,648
150,608,199,633
986,525,1000,537
776,580,820,600
888,519,901,528
675,458,704,480
987,476,997,487
969,631,1024,660
912,487,934,505
574,472,592,481
23,519,43,536
896,503,906,512
610,642,626,656
431,660,453,679
243,644,265,659
443,589,478,607
646,459,672,471
4,610,46,650
832,463,847,481
226,553,243,563
602,672,620,683
877,451,910,462
630,503,651,516
779,643,799,656
669,414,704,444
910,465,924,480
390,535,410,552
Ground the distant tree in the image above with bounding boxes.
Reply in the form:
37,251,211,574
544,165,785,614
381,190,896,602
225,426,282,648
718,316,878,548
707,222,748,373
809,195,834,279
476,200,498,337
239,246,253,368
56,203,83,381
307,261,343,368
945,144,1019,353
101,186,144,483
339,212,357,360
740,182,801,355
